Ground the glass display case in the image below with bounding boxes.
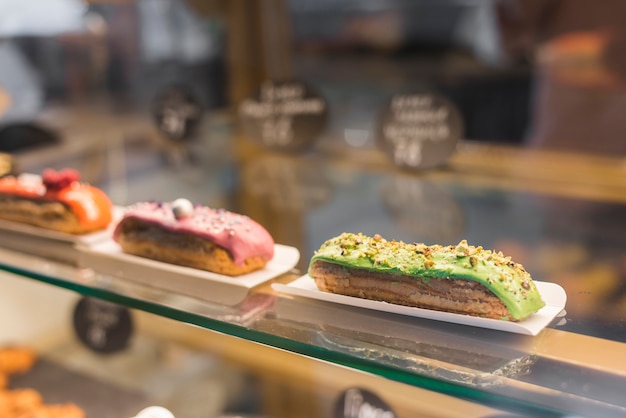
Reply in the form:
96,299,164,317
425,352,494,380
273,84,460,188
1,1,625,417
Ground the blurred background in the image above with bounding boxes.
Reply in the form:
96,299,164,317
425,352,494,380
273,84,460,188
2,0,625,154
1,2,626,417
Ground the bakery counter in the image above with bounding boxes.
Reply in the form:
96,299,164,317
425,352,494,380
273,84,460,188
2,132,626,417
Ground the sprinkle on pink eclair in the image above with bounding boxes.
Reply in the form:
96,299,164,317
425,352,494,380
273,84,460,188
113,200,275,266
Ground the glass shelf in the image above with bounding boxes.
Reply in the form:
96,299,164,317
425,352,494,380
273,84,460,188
2,244,625,418
4,113,626,417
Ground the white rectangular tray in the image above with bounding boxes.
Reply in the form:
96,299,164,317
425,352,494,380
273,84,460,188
78,240,300,305
273,275,567,336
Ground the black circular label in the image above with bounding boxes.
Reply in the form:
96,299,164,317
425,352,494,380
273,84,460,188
376,92,463,170
334,387,397,418
152,86,203,141
73,297,133,354
238,80,328,151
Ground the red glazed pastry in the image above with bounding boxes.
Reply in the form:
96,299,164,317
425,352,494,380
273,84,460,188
113,199,275,276
0,169,113,234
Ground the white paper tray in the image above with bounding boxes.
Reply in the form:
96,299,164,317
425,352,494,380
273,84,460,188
78,240,300,305
273,275,567,336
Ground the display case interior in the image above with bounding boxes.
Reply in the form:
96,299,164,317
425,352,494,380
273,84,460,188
1,1,626,418
2,136,626,417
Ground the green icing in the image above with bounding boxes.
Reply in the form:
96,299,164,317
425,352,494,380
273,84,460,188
309,232,546,321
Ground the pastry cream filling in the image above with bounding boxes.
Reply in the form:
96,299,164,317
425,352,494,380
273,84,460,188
309,233,546,321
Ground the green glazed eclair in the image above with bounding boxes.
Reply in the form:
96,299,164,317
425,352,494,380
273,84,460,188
308,233,545,321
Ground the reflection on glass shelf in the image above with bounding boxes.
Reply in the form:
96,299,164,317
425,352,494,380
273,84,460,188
0,247,275,327
270,297,539,383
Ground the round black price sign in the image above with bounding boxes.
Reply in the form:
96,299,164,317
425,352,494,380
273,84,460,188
73,297,133,354
376,92,463,170
152,86,202,141
334,388,396,418
238,80,328,151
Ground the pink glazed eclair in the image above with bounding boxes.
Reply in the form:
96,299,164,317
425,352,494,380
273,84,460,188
113,199,275,276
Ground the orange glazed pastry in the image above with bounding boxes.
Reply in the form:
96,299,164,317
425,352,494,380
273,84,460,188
0,388,43,410
0,168,113,234
0,346,85,418
37,403,86,418
0,346,37,375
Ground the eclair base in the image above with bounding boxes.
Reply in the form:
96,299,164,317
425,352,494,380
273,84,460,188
310,260,514,320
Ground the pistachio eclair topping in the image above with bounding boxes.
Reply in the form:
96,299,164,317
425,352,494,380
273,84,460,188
309,232,546,320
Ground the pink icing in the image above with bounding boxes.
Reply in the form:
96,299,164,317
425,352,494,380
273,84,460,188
113,201,275,266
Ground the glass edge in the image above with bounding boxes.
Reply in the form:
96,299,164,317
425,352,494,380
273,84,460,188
1,263,569,417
